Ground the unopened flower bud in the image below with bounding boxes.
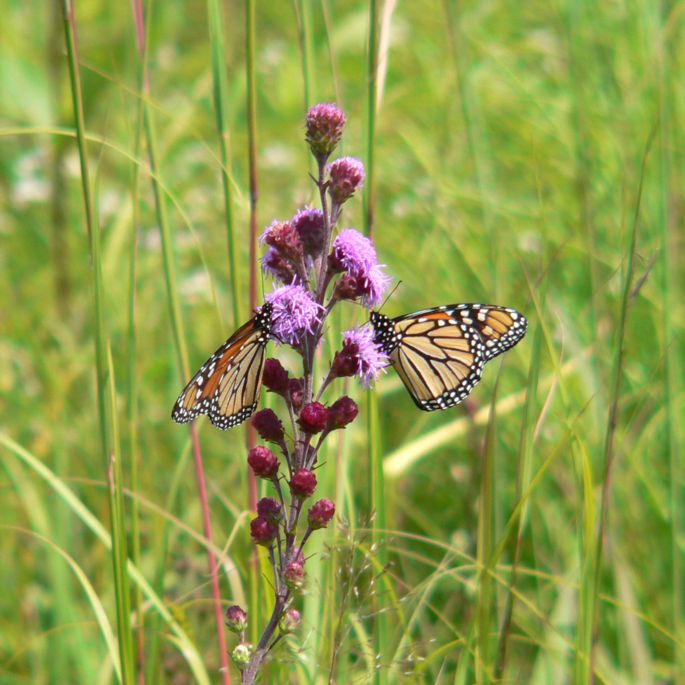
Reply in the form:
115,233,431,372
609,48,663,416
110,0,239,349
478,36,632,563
225,605,248,634
290,468,317,498
308,498,336,530
279,608,301,633
250,516,278,546
262,220,302,262
247,446,279,478
333,273,362,301
257,496,282,523
305,103,346,161
327,396,358,430
263,358,289,395
287,378,304,411
328,157,365,204
231,643,253,668
251,409,284,443
283,560,305,590
298,402,328,434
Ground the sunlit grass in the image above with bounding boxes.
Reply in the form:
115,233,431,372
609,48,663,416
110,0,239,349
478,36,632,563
1,1,683,684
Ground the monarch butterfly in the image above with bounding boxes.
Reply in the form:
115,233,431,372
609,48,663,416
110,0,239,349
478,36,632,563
171,303,272,430
370,304,527,411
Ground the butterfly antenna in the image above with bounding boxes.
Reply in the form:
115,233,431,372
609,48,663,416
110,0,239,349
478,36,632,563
379,280,402,312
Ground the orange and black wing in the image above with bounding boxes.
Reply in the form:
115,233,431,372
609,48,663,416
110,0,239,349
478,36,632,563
441,304,527,361
371,309,486,411
370,303,527,412
171,304,272,430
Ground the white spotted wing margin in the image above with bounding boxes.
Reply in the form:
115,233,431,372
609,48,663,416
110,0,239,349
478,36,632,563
171,304,272,430
370,303,527,412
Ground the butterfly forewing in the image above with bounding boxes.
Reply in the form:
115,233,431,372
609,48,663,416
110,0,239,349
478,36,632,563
171,304,272,430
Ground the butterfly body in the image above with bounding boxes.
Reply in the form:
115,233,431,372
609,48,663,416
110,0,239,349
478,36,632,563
172,303,273,430
371,304,527,411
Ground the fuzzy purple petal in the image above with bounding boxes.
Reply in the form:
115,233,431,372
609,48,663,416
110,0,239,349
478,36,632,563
266,284,323,346
341,326,389,387
358,263,391,309
331,229,378,276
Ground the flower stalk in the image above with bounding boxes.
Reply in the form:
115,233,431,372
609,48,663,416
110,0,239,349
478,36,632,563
231,104,390,684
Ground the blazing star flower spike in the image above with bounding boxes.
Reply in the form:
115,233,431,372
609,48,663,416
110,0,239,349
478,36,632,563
266,284,323,346
340,326,389,388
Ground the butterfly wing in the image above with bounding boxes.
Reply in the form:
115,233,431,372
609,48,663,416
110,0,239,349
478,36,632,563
371,302,527,412
442,304,527,361
385,309,486,411
171,305,271,430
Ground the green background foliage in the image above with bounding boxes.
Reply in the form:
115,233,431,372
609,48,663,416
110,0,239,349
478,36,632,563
1,1,683,683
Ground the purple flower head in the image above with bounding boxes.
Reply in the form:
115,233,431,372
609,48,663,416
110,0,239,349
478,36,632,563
330,229,377,276
305,103,346,160
339,326,389,388
225,605,248,634
328,157,365,204
261,247,296,284
266,284,323,346
292,207,325,258
260,220,302,262
279,608,301,633
308,498,336,530
358,263,391,308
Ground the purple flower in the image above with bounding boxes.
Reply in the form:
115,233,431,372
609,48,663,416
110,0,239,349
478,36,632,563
225,605,248,633
260,220,302,262
308,498,336,530
292,207,325,258
358,263,391,308
265,284,323,346
328,157,365,204
339,327,389,388
330,230,390,308
261,247,296,284
330,229,377,275
305,103,346,160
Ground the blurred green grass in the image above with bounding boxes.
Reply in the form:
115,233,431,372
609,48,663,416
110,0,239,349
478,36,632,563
1,1,683,683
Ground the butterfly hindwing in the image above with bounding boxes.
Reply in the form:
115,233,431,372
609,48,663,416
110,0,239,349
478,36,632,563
171,304,272,430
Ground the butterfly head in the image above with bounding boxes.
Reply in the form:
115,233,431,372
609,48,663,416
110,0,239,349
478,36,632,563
255,302,273,338
369,310,399,355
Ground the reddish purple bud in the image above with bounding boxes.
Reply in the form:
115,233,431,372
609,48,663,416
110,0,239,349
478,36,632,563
328,157,365,204
257,496,282,523
333,273,362,301
251,409,284,443
305,103,346,160
261,247,295,284
287,378,304,411
250,516,278,546
308,498,336,530
292,207,325,258
262,220,303,262
247,445,279,478
298,402,328,434
279,608,301,633
327,396,358,431
331,338,362,379
290,468,317,498
263,358,289,395
225,605,248,633
283,560,305,590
